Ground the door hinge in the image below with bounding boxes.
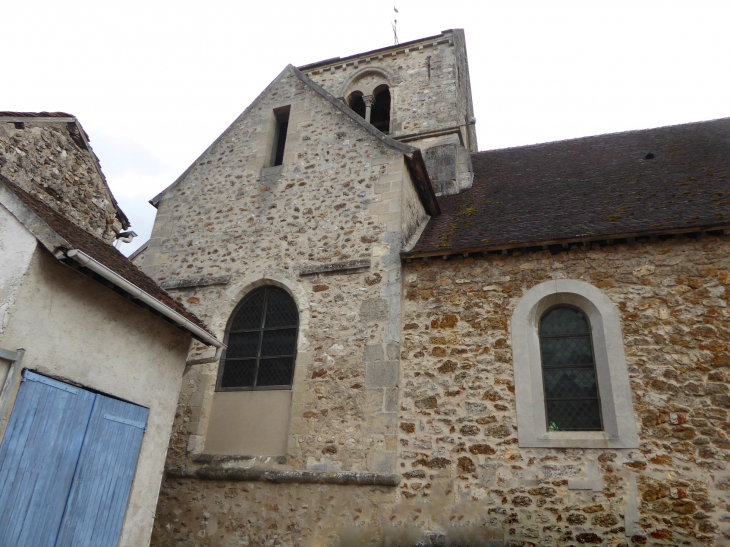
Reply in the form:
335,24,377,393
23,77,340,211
103,414,146,431
22,371,79,394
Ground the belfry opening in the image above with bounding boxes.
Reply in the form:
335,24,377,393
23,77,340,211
347,86,390,134
370,86,391,134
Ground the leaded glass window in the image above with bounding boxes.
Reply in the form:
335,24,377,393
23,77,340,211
539,306,602,431
217,286,298,391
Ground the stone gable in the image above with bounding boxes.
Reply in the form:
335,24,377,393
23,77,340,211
139,67,428,484
0,117,126,241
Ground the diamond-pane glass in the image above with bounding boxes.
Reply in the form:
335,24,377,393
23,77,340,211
546,399,602,431
256,358,294,386
231,291,265,330
226,332,260,359
264,288,298,328
540,335,593,367
261,329,297,357
543,368,598,399
219,287,299,389
541,307,590,336
221,359,256,388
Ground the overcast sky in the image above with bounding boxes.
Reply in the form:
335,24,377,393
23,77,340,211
3,1,729,255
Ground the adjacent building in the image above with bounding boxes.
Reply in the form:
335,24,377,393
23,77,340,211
0,113,222,547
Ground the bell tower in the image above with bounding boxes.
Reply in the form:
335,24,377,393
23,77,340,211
299,29,477,196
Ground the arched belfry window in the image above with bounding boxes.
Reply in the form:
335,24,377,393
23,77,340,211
346,85,391,134
217,286,298,391
348,91,366,119
539,306,602,431
370,85,391,134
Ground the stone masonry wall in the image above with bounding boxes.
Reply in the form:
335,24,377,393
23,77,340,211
0,120,123,241
301,30,476,197
141,69,424,485
301,30,467,143
399,235,730,546
152,235,730,547
452,29,478,153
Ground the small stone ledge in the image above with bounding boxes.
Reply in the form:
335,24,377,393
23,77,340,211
166,466,400,486
299,258,371,276
160,275,231,290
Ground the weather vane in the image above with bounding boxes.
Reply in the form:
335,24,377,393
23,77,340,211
392,7,399,45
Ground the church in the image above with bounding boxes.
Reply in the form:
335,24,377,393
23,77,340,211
135,30,730,546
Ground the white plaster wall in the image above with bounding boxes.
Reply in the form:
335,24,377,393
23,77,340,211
0,206,37,339
0,248,191,547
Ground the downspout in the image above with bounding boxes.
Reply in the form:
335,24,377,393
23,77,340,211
65,249,224,351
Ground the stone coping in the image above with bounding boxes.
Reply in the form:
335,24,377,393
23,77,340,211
166,465,400,486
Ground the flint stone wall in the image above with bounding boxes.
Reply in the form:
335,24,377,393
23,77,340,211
0,120,123,241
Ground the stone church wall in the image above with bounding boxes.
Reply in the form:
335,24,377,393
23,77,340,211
398,235,730,546
152,235,730,547
0,120,123,241
141,70,424,480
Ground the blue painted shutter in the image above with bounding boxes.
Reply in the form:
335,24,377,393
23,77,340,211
0,371,95,547
54,393,148,547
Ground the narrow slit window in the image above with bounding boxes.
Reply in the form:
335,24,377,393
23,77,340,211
217,286,299,391
271,107,290,167
539,306,602,431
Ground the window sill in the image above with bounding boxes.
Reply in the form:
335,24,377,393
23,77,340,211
519,430,637,449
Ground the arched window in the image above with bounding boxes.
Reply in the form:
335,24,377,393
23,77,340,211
217,286,298,391
539,306,602,432
348,91,366,119
370,85,391,134
511,279,638,449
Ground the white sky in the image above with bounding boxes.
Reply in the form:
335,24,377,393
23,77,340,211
3,1,729,255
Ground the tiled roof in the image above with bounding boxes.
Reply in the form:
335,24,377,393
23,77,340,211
407,118,730,256
1,175,211,336
0,111,74,118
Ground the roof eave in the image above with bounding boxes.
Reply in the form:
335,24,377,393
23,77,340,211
402,224,730,259
405,151,440,216
0,178,219,346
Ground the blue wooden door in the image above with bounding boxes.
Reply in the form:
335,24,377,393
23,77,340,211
0,371,147,547
0,371,95,546
55,394,148,547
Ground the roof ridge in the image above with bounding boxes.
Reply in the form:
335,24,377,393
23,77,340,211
0,111,75,118
474,116,730,155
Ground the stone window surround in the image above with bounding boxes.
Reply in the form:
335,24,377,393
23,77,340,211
187,275,311,455
215,276,312,390
511,279,639,449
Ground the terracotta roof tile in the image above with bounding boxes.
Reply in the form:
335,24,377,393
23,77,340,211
409,118,730,255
